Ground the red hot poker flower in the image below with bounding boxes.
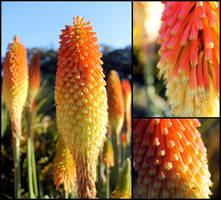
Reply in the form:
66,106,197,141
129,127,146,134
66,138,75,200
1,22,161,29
157,1,220,117
53,137,76,193
26,52,41,108
121,79,132,137
2,35,29,138
55,16,108,198
107,70,125,135
133,118,212,198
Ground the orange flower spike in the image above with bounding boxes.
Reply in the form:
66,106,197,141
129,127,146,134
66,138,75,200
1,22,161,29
55,16,108,198
158,1,220,117
2,35,29,137
27,52,40,108
107,70,125,135
133,119,212,198
121,79,132,137
53,137,76,193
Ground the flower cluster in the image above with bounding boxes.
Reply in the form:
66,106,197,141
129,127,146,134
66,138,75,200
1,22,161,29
121,79,132,137
2,35,29,137
26,52,41,108
53,137,76,193
107,70,125,135
157,2,219,116
133,119,212,198
55,16,108,198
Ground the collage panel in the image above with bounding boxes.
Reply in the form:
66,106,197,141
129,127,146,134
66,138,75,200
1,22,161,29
133,1,220,117
1,1,132,199
133,118,220,198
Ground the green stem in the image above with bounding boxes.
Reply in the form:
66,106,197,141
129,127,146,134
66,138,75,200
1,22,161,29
106,167,110,199
27,136,34,198
122,145,125,163
38,179,43,198
31,139,38,197
126,131,131,158
27,110,35,198
14,135,21,198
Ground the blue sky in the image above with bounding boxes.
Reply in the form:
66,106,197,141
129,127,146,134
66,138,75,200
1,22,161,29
1,1,131,56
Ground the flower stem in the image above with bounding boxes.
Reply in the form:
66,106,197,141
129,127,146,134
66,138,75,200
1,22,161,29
106,167,110,198
27,110,35,198
27,136,34,198
14,134,21,198
31,139,38,197
126,132,131,158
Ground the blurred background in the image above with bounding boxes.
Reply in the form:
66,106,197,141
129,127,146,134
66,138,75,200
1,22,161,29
1,1,131,198
133,2,171,117
133,118,220,199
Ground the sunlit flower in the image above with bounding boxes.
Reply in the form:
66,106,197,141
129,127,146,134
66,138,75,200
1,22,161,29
121,79,132,138
2,35,29,137
157,1,220,117
53,137,76,193
107,70,125,135
26,52,41,108
112,158,131,199
107,70,124,181
133,119,212,198
55,16,108,198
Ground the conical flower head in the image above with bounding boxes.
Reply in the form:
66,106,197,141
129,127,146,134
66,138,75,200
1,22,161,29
26,52,41,108
102,138,114,168
157,1,220,117
53,137,76,193
121,79,132,136
121,79,131,113
107,70,125,135
133,119,212,198
55,16,108,198
112,158,131,199
2,35,29,137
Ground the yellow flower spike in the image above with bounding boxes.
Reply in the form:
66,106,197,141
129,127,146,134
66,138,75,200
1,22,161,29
107,70,124,181
55,16,108,198
53,137,76,194
102,138,114,168
2,35,28,198
107,70,125,135
112,158,132,199
26,52,41,108
158,1,220,117
2,35,29,138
